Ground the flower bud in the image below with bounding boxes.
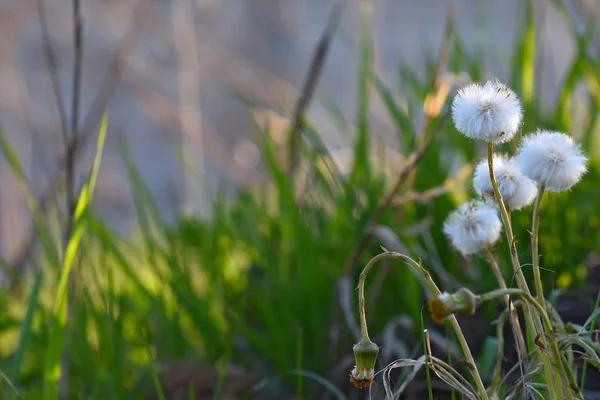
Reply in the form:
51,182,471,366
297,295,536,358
428,288,477,324
349,339,379,389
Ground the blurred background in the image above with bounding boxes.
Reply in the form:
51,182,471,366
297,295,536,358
2,0,597,253
1,0,600,399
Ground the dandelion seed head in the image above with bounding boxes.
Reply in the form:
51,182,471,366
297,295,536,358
443,200,502,256
473,155,538,210
517,130,587,192
452,80,523,144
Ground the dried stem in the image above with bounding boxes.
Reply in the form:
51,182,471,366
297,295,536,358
287,1,343,174
36,0,69,143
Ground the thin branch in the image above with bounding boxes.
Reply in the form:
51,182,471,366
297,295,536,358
65,0,84,243
287,0,343,173
390,186,450,206
36,0,70,143
59,0,84,396
9,5,143,275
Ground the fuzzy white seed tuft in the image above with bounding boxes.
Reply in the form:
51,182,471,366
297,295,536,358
443,201,502,257
473,155,538,210
517,130,587,192
452,80,523,144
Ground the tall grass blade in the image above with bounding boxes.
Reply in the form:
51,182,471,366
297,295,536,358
7,270,43,399
288,370,347,400
42,114,108,400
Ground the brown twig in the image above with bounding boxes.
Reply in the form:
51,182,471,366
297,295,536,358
390,185,450,206
287,0,343,174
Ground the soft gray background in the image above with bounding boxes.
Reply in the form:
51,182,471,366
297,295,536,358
0,0,598,262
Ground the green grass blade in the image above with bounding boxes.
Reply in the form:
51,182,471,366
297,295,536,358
421,311,434,400
351,13,372,182
370,73,414,149
42,114,108,400
147,343,166,400
521,0,536,106
7,269,43,399
0,133,60,268
580,288,600,390
288,370,347,400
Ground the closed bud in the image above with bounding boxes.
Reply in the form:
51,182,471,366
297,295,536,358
349,339,379,389
428,288,477,324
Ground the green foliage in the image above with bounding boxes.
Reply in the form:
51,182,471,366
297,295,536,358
0,3,600,398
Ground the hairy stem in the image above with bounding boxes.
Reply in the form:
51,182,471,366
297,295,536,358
486,144,559,398
484,250,528,369
357,251,489,400
532,185,547,313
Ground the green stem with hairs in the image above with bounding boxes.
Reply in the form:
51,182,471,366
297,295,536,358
487,143,559,399
484,250,528,373
357,251,489,400
532,184,548,314
476,283,583,397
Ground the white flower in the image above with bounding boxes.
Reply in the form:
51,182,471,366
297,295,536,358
452,80,523,144
443,201,502,256
473,155,538,210
517,130,588,192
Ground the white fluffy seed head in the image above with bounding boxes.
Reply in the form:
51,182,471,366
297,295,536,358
452,80,523,144
517,130,588,192
443,200,502,257
473,155,538,210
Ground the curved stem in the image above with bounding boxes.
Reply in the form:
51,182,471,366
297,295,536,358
532,184,547,313
484,250,528,370
357,252,440,341
356,251,489,400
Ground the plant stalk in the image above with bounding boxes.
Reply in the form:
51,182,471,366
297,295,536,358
531,184,547,314
357,251,489,400
484,250,528,372
486,144,558,398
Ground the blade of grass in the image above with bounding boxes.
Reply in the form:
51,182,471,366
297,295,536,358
0,133,60,269
580,289,600,391
421,310,434,400
522,0,536,107
288,370,347,400
296,328,303,398
147,343,166,400
350,2,373,182
7,269,43,400
42,114,108,400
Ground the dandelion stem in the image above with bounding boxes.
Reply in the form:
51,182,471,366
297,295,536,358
531,184,547,313
486,144,531,295
357,251,489,400
484,250,528,369
487,143,558,398
477,287,580,397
